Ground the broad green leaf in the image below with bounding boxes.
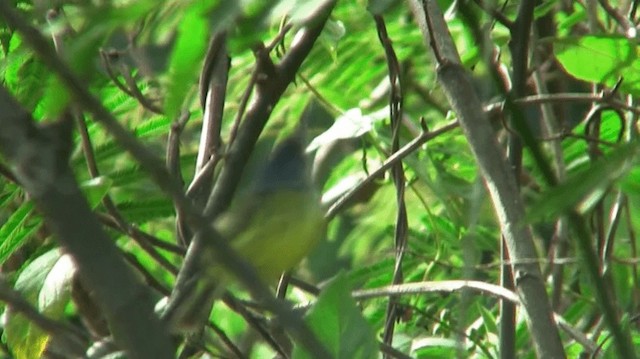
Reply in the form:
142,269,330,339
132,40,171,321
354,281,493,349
528,141,640,221
411,337,458,358
4,249,62,359
554,36,640,96
39,77,70,119
39,254,75,319
292,274,377,359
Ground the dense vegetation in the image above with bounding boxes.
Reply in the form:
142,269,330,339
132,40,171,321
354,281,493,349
1,0,640,358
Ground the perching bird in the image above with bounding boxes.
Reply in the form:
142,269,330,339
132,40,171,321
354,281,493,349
161,136,326,333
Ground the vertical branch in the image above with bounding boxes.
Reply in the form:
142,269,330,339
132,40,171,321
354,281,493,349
502,3,536,358
195,32,229,175
176,32,230,246
407,0,566,357
373,15,408,355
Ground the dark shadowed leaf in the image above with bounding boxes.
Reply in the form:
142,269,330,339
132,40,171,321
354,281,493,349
293,274,377,359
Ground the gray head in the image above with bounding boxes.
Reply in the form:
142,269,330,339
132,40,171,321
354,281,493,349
254,137,309,194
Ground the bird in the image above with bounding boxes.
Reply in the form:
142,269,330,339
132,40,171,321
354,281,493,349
160,135,326,333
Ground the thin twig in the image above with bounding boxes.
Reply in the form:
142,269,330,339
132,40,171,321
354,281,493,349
373,15,408,356
326,120,459,220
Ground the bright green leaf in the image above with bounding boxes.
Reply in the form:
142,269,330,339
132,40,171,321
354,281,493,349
477,302,497,335
554,36,640,96
39,77,70,119
164,5,209,118
411,337,458,358
0,201,41,264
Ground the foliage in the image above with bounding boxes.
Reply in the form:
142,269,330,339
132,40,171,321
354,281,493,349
0,0,639,358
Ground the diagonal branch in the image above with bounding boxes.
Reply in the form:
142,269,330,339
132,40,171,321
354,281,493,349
0,87,175,358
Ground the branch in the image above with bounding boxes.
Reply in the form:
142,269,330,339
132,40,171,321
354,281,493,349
0,86,174,358
407,1,566,357
205,0,338,219
353,280,520,303
326,120,459,219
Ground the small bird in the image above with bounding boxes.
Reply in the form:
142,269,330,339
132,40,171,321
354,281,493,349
161,136,326,333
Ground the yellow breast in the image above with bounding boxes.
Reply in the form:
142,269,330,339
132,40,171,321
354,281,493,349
214,190,325,282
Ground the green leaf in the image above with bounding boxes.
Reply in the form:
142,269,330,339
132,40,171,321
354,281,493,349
292,274,378,359
527,141,640,221
132,116,173,138
39,254,75,317
534,0,560,19
164,3,210,118
116,198,174,222
0,201,41,264
557,6,587,34
2,47,48,111
5,249,63,359
80,176,113,209
477,302,497,334
39,76,70,119
554,36,640,96
411,337,458,358
308,107,387,151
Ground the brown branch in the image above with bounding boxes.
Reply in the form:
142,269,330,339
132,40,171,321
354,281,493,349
599,0,636,36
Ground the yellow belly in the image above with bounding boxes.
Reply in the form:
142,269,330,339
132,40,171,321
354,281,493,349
215,190,325,283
